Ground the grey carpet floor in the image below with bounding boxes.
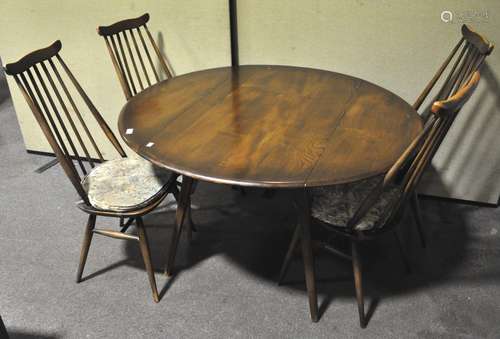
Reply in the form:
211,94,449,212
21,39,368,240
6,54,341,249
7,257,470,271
1,69,500,339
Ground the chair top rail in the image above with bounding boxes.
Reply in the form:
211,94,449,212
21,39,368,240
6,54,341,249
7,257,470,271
97,13,150,36
462,24,494,55
4,40,62,75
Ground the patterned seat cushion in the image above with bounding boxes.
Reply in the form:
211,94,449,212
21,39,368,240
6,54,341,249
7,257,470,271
81,157,173,212
311,175,401,231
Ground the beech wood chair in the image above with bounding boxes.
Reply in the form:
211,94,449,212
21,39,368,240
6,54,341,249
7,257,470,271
278,71,482,327
4,40,179,302
97,13,173,100
97,13,199,241
410,24,494,247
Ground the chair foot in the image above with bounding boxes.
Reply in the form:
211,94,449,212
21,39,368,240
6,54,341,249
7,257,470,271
351,241,366,328
76,214,96,283
137,217,159,303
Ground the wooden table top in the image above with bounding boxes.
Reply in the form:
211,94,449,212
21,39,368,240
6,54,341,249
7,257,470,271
118,65,422,188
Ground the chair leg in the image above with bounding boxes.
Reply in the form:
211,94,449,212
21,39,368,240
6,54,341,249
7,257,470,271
410,192,426,248
187,180,198,236
296,190,319,323
165,176,194,276
278,222,302,285
76,214,96,283
394,230,411,274
174,179,196,240
185,199,194,242
187,205,197,232
351,240,366,329
136,217,159,303
120,217,134,233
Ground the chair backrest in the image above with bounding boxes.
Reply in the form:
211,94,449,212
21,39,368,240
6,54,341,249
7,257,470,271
97,13,174,100
413,25,493,113
348,71,481,231
4,40,126,203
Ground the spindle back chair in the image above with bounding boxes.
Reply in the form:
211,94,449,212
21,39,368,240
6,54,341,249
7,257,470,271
98,14,197,242
279,71,481,327
4,40,126,203
4,41,178,303
409,25,493,243
362,71,481,233
414,25,493,112
98,13,174,100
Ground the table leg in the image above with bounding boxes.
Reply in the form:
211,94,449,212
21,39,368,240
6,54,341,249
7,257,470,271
165,176,194,276
185,180,198,241
296,189,319,322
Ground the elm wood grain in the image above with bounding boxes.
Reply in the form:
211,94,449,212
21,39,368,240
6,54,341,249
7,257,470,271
4,41,178,303
98,13,174,100
119,65,422,188
120,64,421,317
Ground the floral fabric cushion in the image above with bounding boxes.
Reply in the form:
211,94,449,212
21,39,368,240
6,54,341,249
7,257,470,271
81,157,172,212
310,175,401,231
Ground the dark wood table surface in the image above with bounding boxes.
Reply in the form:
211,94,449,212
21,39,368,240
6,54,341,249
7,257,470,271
118,65,422,188
118,65,423,321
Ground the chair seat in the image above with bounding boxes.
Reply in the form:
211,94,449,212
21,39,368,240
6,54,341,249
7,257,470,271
311,175,401,232
82,157,173,212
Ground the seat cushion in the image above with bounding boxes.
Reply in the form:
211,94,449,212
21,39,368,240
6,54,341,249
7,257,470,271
81,157,173,212
311,175,401,232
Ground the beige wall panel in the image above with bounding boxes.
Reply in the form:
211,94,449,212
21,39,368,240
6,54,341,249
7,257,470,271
237,0,500,203
0,0,230,159
2,0,500,203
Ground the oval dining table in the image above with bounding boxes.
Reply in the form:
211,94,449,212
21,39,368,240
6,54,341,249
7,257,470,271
118,65,422,321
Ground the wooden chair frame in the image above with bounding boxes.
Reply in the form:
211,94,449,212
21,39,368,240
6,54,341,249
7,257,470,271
97,13,174,100
4,40,178,302
409,24,493,247
279,72,482,327
98,13,197,243
413,25,493,112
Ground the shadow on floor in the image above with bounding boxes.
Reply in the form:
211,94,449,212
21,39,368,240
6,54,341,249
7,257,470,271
2,314,61,339
7,331,61,339
76,181,500,322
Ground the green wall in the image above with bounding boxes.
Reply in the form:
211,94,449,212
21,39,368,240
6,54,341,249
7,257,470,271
237,0,500,204
2,0,500,203
0,0,230,159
